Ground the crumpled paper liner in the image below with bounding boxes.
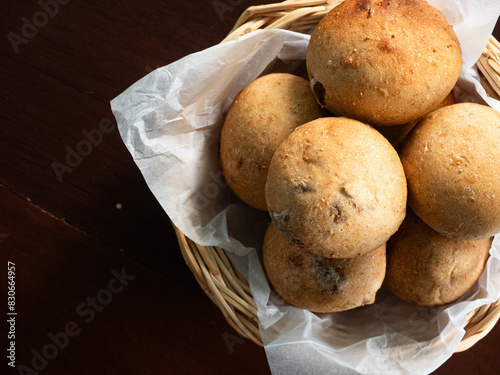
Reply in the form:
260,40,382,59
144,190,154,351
111,1,500,374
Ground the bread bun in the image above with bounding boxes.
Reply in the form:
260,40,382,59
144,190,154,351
306,0,462,126
220,73,324,211
265,117,407,258
385,209,492,306
400,102,500,240
263,222,386,313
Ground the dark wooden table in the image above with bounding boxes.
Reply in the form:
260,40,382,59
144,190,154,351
1,1,500,374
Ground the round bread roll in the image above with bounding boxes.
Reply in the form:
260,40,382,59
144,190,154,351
385,209,492,306
400,102,500,240
263,222,386,313
306,0,462,126
220,73,324,211
265,117,407,258
374,90,456,150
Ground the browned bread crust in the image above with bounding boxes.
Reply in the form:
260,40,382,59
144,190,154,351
263,222,386,313
220,73,324,211
385,209,492,305
374,90,456,150
400,102,500,240
265,116,407,258
306,0,462,126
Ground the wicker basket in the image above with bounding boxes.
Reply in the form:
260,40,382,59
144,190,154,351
175,0,500,352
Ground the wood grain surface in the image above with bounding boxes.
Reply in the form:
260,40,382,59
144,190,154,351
1,1,499,374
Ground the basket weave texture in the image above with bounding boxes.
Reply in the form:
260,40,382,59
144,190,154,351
176,0,500,351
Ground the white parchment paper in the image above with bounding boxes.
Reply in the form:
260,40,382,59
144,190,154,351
111,1,500,374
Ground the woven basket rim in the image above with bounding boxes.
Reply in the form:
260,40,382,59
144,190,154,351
176,0,500,352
